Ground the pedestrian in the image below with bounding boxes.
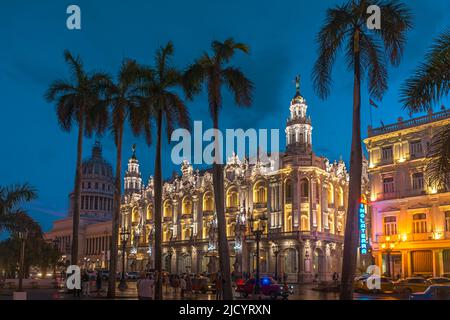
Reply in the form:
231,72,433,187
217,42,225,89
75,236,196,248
215,273,223,300
96,271,102,296
180,275,187,299
186,273,193,298
137,274,155,300
172,275,180,297
82,271,90,297
163,273,169,294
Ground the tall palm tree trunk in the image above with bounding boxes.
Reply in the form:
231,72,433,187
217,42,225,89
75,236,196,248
340,30,363,300
212,107,233,300
108,123,123,298
154,109,163,300
71,112,84,266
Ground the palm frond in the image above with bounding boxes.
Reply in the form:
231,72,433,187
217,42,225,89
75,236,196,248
426,124,450,191
360,33,388,100
374,0,413,66
63,50,85,84
401,28,450,113
0,183,37,215
312,4,352,99
222,67,254,107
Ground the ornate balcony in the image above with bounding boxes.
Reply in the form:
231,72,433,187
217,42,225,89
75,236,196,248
226,206,239,213
203,210,214,216
253,202,267,209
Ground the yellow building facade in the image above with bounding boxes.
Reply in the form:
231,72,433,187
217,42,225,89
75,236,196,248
364,108,450,278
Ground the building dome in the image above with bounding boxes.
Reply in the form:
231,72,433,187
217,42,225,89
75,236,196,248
69,141,115,220
82,141,113,178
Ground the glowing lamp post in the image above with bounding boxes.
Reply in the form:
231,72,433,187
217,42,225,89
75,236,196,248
248,210,268,295
380,236,395,278
118,227,130,291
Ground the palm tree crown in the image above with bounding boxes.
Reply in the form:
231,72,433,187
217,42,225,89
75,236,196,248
0,184,37,233
45,50,110,137
401,28,450,190
313,0,412,100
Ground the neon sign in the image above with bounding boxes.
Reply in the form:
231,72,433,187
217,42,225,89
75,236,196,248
359,195,368,255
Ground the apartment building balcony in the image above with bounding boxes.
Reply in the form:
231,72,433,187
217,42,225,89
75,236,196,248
202,210,214,216
368,108,450,137
163,216,172,222
377,191,399,201
376,232,441,244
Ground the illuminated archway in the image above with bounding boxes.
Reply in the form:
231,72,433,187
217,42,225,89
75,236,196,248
253,180,267,204
203,191,214,212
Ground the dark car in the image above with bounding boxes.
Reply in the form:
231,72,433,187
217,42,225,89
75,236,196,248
236,277,284,299
98,270,109,281
410,285,450,300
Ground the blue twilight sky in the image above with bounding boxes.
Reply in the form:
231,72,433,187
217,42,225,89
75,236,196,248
0,0,449,233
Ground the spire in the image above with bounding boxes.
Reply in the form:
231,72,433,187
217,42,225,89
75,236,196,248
295,75,300,97
92,140,102,159
131,143,137,160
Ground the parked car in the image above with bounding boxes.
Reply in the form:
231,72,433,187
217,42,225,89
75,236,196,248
98,270,109,281
236,277,283,299
410,285,450,300
394,277,429,294
354,276,394,293
126,272,139,281
427,277,450,285
86,270,97,281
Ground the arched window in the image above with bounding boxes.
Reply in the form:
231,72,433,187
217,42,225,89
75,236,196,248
328,185,334,206
338,187,344,207
182,197,193,216
132,207,139,223
300,178,309,198
146,205,153,220
163,201,172,218
226,187,239,208
285,179,293,204
253,181,267,204
203,191,214,212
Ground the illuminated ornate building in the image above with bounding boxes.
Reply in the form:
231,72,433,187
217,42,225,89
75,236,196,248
45,142,114,268
365,108,450,278
121,81,354,283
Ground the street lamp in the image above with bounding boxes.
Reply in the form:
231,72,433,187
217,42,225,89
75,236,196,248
271,242,280,282
380,236,395,278
248,210,268,295
118,227,130,291
17,229,28,292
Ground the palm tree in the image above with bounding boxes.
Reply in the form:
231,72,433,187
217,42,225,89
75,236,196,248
104,60,141,298
45,50,110,266
401,28,450,190
186,38,254,299
312,0,412,299
0,184,37,232
131,42,191,300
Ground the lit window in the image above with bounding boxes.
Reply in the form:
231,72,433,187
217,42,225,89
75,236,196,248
383,177,395,194
445,211,450,232
410,140,423,158
412,172,424,190
382,146,393,162
383,216,397,236
412,213,427,234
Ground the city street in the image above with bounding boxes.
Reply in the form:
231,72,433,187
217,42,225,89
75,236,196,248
0,282,403,300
